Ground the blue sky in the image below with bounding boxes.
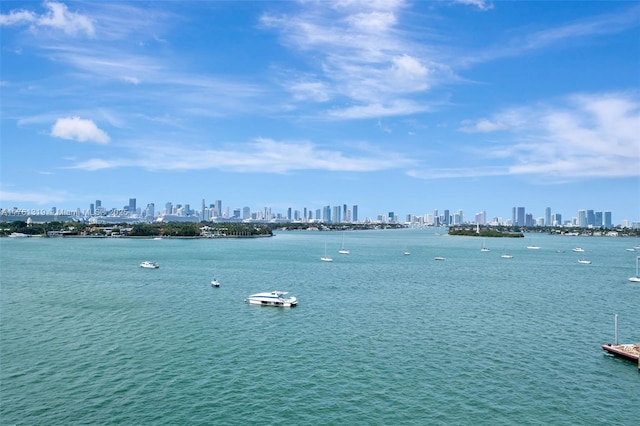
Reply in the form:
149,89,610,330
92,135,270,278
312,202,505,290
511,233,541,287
1,0,639,223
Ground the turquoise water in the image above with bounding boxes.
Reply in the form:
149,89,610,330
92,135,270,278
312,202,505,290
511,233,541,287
1,229,638,425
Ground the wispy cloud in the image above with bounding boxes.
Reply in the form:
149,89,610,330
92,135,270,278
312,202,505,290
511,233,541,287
260,0,454,119
450,0,493,11
412,91,640,180
66,138,415,173
0,189,67,205
460,5,640,66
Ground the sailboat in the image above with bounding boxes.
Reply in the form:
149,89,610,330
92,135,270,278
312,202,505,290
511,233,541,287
629,256,640,282
211,265,220,287
338,233,350,255
321,242,333,262
480,239,490,252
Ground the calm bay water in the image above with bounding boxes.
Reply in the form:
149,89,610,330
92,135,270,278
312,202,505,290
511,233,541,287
1,229,639,425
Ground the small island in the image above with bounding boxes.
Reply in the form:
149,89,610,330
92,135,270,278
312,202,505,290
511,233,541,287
448,226,524,238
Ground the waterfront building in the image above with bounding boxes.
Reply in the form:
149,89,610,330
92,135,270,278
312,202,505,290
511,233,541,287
352,205,358,223
604,211,612,229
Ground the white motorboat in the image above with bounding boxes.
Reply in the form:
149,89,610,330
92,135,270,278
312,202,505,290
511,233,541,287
8,232,29,238
572,247,584,252
629,256,640,283
211,277,220,287
140,261,160,269
246,291,297,307
501,254,513,259
434,256,446,261
578,259,592,264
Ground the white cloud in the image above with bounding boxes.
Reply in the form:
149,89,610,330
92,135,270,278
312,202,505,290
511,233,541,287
420,91,640,180
0,1,94,36
261,0,450,119
51,117,111,144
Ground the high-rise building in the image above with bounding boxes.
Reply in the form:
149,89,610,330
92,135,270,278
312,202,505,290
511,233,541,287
323,206,331,223
517,207,525,226
243,207,250,220
578,210,587,227
129,198,136,212
595,211,603,227
545,207,551,227
352,205,358,223
604,211,612,229
444,209,450,226
146,203,155,219
586,210,595,227
333,206,342,223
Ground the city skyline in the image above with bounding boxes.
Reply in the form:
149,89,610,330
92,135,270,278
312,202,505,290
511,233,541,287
1,2,639,223
1,196,634,228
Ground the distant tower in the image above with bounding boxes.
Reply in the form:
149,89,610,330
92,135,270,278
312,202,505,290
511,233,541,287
129,198,136,212
333,206,341,223
202,199,206,221
516,207,525,226
545,207,551,227
604,211,612,229
578,210,587,227
352,205,358,223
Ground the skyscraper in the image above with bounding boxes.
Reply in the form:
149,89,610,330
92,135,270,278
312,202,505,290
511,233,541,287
352,205,358,223
517,207,525,226
545,207,551,227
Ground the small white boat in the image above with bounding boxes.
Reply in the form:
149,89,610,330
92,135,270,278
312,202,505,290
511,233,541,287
629,256,640,283
403,251,411,256
246,291,297,307
625,248,635,252
501,254,513,259
480,240,490,252
140,261,159,269
211,277,220,287
578,259,592,264
434,256,446,261
572,247,584,252
526,245,541,250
